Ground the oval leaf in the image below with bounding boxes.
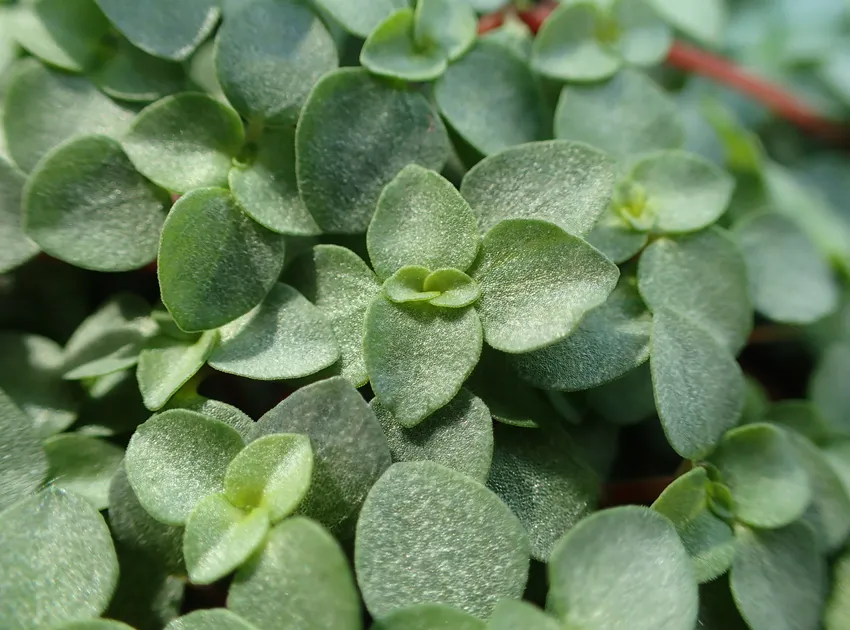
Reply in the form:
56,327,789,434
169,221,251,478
0,385,47,511
137,330,218,411
0,157,38,273
44,433,124,510
372,604,485,630
312,0,407,38
360,9,447,82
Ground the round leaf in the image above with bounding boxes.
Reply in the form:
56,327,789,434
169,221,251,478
364,297,483,427
383,266,441,304
470,219,619,353
638,228,752,353
709,423,812,529
171,396,255,441
137,330,218,411
312,0,408,38
372,604,485,630
0,488,119,630
487,422,599,561
651,468,737,583
284,245,381,386
228,126,320,236
425,269,480,309
165,609,259,630
367,164,479,281
630,150,733,234
92,38,187,102
0,156,37,273
531,3,621,82
355,461,530,619
24,135,168,272
125,409,245,525
651,308,745,459
371,388,493,482
56,621,135,630
183,494,270,585
585,206,650,263
224,434,313,523
215,0,338,125
158,188,286,332
730,523,825,630
95,0,219,61
251,377,392,538
511,278,652,391
548,506,698,630
554,68,683,161
228,517,362,630
488,601,561,630
123,93,244,193
648,0,725,45
733,212,838,325
296,67,449,234
612,0,672,67
435,41,550,157
460,141,614,238
811,342,850,436
414,0,477,61
4,59,134,173
44,433,123,510
0,385,47,511
360,9,447,82
587,362,657,426
208,283,339,380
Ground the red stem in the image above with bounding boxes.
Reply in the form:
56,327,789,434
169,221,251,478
477,2,847,141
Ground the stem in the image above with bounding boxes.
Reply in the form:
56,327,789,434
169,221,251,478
601,476,675,507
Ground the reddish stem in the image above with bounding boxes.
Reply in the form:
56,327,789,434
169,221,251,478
601,476,675,507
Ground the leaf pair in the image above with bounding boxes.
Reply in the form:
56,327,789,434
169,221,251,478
124,409,314,584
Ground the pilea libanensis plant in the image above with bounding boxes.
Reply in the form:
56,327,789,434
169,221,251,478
4,0,850,628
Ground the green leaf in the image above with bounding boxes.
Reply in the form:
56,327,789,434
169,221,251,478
62,293,154,380
460,140,614,237
487,422,599,561
826,549,850,630
284,245,381,386
414,0,477,61
811,343,850,436
355,461,529,619
108,464,185,574
709,423,811,529
361,9,447,82
585,205,649,264
183,494,270,585
0,488,118,630
730,523,825,630
425,269,481,308
733,212,838,325
313,0,408,38
4,59,134,173
368,164,479,281
44,433,123,510
95,0,219,61
364,297,483,427
761,400,832,444
611,0,671,67
650,308,744,459
215,0,337,125
252,377,391,538
470,219,619,353
480,14,533,61
587,363,656,426
228,126,320,236
168,396,255,442
511,278,652,391
531,3,621,82
125,410,245,525
651,468,737,583
165,610,259,630
488,600,561,630
0,386,46,511
638,228,752,353
296,68,449,233
55,621,136,630
158,188,286,332
383,266,441,304
24,135,168,272
0,156,37,273
786,432,850,553
435,41,550,157
228,517,363,630
372,604,486,630
224,434,313,523
137,330,218,411
123,93,244,193
13,0,110,72
548,506,698,630
554,68,683,161
648,0,726,45
0,331,78,437
628,150,733,233
371,388,493,482
92,38,187,102
208,283,339,380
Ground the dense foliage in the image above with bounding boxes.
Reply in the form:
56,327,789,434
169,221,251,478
2,0,850,628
